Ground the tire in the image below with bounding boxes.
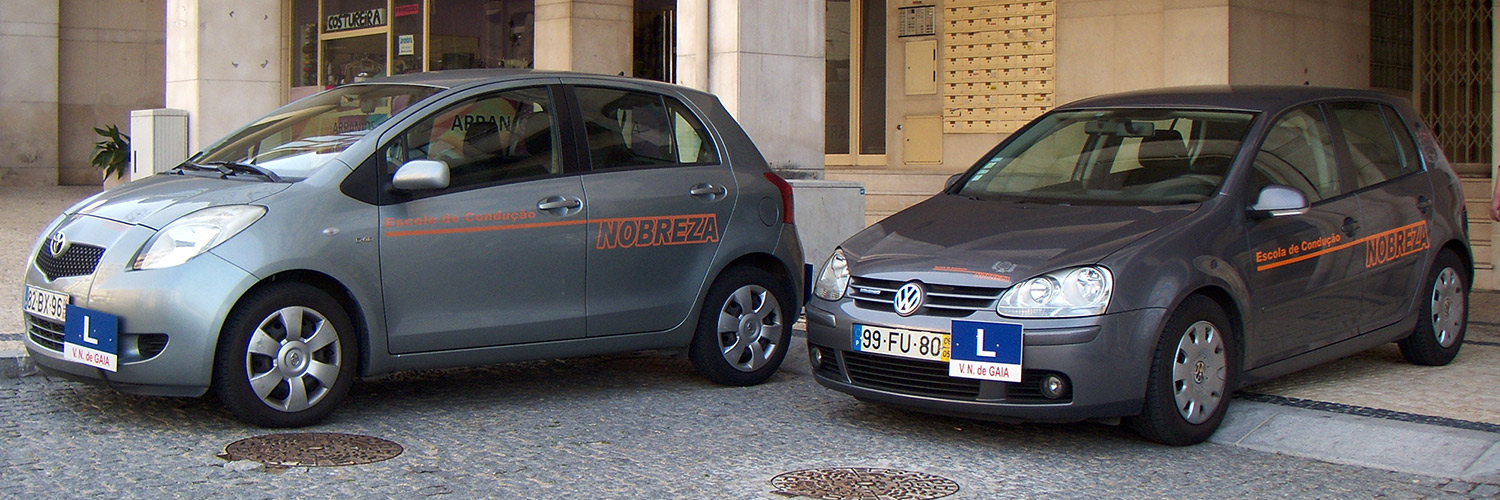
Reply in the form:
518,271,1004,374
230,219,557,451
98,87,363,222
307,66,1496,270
213,283,357,427
688,266,793,386
1129,295,1236,446
1398,250,1467,366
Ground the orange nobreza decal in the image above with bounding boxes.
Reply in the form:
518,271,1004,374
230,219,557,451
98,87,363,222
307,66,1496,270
933,266,1013,284
1256,220,1429,272
595,213,719,249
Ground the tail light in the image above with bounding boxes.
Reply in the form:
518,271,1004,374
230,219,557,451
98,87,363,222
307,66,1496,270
764,172,794,224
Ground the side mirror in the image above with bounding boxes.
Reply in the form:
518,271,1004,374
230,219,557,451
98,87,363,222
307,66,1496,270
392,159,450,191
1250,185,1309,218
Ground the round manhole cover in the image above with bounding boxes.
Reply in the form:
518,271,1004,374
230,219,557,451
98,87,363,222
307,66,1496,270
222,432,403,467
770,467,960,500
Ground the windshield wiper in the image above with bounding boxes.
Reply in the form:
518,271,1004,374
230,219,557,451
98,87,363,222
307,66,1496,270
175,161,282,182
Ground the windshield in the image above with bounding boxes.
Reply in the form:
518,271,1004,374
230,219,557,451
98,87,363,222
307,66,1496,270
194,84,443,178
956,109,1256,205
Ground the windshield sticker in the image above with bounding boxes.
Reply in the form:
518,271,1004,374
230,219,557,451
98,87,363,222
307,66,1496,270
934,266,1013,285
1256,220,1429,272
596,214,719,249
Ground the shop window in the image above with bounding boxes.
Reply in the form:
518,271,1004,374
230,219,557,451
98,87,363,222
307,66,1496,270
431,0,535,69
826,0,886,165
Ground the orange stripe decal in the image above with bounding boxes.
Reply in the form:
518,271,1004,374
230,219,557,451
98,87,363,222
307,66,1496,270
1255,220,1429,272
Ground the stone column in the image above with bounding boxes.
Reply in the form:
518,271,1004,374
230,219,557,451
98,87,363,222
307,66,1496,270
165,0,282,152
0,1,60,186
677,0,825,176
533,0,633,76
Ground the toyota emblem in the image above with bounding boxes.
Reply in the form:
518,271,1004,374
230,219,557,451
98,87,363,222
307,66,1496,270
893,281,926,317
48,230,70,256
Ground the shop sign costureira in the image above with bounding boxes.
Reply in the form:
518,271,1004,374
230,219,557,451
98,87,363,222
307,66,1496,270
326,8,387,33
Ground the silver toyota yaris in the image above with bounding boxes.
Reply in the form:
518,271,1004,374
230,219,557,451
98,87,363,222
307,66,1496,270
21,70,804,427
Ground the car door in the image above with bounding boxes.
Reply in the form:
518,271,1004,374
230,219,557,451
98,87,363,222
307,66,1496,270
1242,105,1366,368
1329,102,1434,332
378,84,589,353
567,85,738,337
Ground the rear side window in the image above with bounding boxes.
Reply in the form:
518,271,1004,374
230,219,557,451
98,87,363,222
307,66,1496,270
1332,102,1422,189
1252,106,1343,203
386,86,561,190
574,87,720,169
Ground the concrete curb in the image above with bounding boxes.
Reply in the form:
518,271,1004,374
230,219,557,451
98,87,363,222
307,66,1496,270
1211,400,1500,484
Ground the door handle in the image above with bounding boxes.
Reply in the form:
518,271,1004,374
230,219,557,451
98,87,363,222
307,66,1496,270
1416,196,1433,215
1341,217,1361,237
537,196,582,213
689,184,727,198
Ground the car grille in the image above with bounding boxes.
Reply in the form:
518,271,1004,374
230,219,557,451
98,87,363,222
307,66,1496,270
27,316,65,352
844,351,982,399
841,351,1070,404
35,243,105,281
848,276,1003,317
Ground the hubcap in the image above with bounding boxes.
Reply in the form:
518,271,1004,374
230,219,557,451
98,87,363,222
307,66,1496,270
716,285,783,372
1170,320,1226,425
245,306,342,413
1430,267,1465,348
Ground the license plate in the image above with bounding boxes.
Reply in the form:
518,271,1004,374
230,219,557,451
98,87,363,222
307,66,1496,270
24,286,69,322
64,304,119,372
948,320,1024,382
852,324,950,362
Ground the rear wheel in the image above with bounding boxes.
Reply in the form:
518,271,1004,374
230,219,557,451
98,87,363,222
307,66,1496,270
1130,295,1235,446
689,266,792,386
214,283,356,427
1399,250,1467,366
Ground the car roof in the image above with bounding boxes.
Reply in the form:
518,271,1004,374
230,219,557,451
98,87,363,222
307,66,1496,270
347,69,711,97
1056,85,1408,114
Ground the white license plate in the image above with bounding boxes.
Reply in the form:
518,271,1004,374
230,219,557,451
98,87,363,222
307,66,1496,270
24,286,70,323
852,324,950,362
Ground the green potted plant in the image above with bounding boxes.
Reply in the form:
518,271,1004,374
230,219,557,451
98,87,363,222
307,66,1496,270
91,124,130,184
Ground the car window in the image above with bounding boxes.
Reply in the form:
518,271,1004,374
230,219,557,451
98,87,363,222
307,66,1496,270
1332,102,1421,189
955,109,1254,205
1383,106,1424,175
574,86,720,169
385,86,560,190
1251,106,1343,202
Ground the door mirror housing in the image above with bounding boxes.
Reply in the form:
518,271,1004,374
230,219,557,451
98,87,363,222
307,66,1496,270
392,159,450,191
1250,185,1310,218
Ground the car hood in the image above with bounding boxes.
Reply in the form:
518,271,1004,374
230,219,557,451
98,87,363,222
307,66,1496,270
72,175,291,228
840,194,1199,287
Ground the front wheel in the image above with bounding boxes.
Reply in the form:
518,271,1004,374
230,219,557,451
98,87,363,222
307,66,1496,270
689,266,793,386
1398,250,1467,366
213,283,357,427
1129,295,1236,446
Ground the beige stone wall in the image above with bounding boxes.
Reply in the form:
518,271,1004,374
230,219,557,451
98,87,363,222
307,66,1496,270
534,0,633,76
1227,0,1369,87
58,0,166,186
1055,0,1231,106
166,0,282,152
0,1,60,186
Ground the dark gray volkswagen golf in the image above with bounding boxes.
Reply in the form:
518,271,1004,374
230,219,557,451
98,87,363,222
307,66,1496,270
806,86,1470,445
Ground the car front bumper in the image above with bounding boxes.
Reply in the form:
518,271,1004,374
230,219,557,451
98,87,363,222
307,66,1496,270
805,299,1168,422
21,215,258,397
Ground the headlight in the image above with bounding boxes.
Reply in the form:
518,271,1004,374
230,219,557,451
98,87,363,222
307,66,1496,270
132,205,265,270
813,248,851,301
996,266,1112,318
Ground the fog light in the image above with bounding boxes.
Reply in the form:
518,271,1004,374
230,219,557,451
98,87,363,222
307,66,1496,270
809,344,824,368
1039,374,1069,400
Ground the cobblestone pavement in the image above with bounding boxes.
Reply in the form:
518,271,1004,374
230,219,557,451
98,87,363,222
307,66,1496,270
2,341,1497,500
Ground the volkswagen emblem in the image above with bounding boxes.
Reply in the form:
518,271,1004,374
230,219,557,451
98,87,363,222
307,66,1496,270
893,281,926,317
48,230,70,256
